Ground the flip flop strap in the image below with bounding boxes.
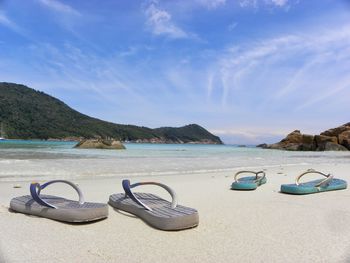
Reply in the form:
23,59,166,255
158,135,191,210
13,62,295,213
295,170,333,187
30,180,85,209
122,179,178,211
234,170,266,183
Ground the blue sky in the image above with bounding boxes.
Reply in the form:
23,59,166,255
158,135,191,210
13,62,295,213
0,0,350,144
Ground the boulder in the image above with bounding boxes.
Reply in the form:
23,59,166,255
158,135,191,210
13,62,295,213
280,130,303,144
317,142,348,151
320,124,350,137
338,130,350,150
265,131,316,151
302,134,314,144
74,139,126,150
283,143,302,151
314,135,338,151
260,123,350,152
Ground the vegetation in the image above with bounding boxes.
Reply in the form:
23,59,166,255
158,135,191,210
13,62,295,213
0,82,222,144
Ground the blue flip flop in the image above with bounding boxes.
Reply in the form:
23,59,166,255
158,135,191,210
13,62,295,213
281,170,347,195
231,171,267,190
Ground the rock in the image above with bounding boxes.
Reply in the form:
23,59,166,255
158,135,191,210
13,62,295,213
281,130,303,144
258,122,350,152
338,130,350,150
300,143,316,151
302,134,314,144
265,130,316,151
238,145,246,147
74,139,126,150
256,143,267,148
283,143,302,151
317,142,348,151
320,124,350,137
315,135,338,150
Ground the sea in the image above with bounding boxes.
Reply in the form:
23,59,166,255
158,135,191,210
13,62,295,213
0,140,349,181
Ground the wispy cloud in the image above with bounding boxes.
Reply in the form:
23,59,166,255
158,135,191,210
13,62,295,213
228,22,238,31
295,80,350,111
270,0,289,7
206,25,350,113
239,0,293,9
0,12,26,36
37,0,80,16
239,0,258,8
0,12,19,31
144,1,192,39
196,0,226,9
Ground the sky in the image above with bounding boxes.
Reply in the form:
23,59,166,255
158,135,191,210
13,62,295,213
0,0,350,144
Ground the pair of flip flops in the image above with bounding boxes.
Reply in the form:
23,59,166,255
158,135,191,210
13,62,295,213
231,169,347,194
10,179,199,231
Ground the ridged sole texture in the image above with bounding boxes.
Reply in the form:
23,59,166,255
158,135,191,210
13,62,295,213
109,193,199,231
10,195,109,222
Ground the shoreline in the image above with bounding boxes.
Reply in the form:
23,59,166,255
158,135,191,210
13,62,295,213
0,138,224,145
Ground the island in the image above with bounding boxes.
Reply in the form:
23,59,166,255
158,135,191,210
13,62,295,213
0,82,222,144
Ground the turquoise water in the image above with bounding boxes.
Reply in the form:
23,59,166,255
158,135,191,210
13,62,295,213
0,140,349,181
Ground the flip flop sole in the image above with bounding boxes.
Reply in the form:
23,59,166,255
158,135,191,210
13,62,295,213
231,176,267,190
280,179,347,195
10,195,109,222
109,193,199,231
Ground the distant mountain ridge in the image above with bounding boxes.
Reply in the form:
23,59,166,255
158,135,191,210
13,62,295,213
0,82,222,144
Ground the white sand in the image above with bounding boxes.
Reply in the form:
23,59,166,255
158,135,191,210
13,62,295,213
1,163,350,263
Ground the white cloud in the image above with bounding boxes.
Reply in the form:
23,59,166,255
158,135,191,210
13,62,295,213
239,0,258,8
239,0,292,8
269,0,289,7
196,0,226,9
37,0,80,16
144,2,190,39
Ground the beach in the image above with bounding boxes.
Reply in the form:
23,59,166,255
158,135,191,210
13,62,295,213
0,142,350,263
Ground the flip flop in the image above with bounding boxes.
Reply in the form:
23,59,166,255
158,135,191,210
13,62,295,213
281,170,347,195
231,170,267,190
109,180,199,231
10,180,108,222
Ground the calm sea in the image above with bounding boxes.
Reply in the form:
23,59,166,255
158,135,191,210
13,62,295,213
0,140,349,181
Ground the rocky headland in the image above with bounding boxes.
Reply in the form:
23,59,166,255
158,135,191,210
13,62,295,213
258,123,350,151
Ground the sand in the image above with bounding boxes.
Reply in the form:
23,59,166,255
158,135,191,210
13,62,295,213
1,163,350,263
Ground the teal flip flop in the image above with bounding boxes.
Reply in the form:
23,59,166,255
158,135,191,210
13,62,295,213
281,170,347,195
231,171,267,190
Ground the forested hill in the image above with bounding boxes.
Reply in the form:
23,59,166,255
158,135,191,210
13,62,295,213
0,82,222,144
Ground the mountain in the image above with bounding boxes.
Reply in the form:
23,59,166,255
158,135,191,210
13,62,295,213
0,82,222,144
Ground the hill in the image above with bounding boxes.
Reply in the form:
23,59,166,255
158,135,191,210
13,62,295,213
0,82,222,144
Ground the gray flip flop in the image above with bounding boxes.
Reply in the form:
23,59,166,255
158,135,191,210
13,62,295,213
109,179,199,231
10,180,108,223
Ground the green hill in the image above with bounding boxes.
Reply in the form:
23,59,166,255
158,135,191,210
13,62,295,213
0,82,222,144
